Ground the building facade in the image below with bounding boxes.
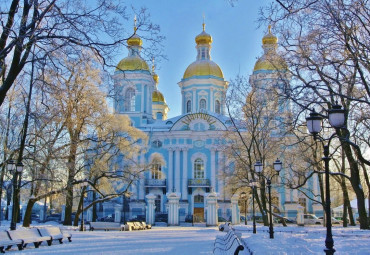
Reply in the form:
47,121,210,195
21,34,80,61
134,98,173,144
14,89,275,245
98,23,322,224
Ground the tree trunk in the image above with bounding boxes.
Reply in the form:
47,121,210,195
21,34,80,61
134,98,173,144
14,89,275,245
63,180,74,225
342,142,369,229
22,199,36,227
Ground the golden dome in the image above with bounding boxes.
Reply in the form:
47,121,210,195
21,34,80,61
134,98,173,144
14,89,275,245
195,23,212,45
116,56,149,72
253,55,287,72
262,25,278,45
183,60,224,79
152,90,165,102
127,34,143,47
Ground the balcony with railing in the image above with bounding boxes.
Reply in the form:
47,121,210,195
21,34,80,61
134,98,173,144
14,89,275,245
145,179,166,187
188,179,210,187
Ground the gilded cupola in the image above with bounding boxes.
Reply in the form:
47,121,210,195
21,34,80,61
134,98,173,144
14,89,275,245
253,25,287,72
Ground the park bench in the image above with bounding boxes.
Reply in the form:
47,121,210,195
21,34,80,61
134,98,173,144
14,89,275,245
7,228,52,248
0,231,23,253
89,222,123,231
141,222,152,229
125,222,140,231
37,226,72,244
213,230,244,255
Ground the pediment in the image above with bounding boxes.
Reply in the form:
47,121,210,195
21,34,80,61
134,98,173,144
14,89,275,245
170,113,226,131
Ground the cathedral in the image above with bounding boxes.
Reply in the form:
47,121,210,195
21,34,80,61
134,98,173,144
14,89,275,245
101,22,322,225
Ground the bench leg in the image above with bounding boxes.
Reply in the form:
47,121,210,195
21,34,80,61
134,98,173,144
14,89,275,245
17,243,24,250
5,245,11,251
47,240,52,246
23,243,28,248
59,239,63,244
34,242,40,248
0,247,4,253
68,237,72,242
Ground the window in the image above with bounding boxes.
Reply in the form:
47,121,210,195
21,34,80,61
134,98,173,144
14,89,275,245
155,195,161,212
151,163,162,179
201,48,206,59
194,195,204,203
152,140,162,148
215,100,221,114
199,99,206,110
194,158,204,179
124,88,135,111
187,100,192,113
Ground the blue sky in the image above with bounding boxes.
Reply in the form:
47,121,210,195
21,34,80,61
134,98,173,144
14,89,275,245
121,0,272,118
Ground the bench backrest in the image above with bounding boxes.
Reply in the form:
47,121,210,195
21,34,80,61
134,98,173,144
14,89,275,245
0,231,10,241
90,222,120,227
38,226,62,236
8,228,41,240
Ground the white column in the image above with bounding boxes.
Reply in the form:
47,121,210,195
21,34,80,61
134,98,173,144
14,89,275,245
175,148,181,193
140,86,144,112
86,208,93,222
182,148,188,200
181,91,184,114
218,151,224,199
206,191,218,226
192,89,196,112
139,151,145,200
168,148,173,192
231,195,240,225
61,205,65,222
211,148,216,190
146,194,156,225
166,192,180,226
210,88,214,112
114,205,121,222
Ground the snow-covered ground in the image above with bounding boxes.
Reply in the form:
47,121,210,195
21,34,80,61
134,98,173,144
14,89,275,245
0,221,369,254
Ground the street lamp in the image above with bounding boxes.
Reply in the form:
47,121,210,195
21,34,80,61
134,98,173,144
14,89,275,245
122,192,131,224
9,160,23,230
249,179,258,234
240,192,247,225
306,103,345,255
254,158,282,239
80,179,88,231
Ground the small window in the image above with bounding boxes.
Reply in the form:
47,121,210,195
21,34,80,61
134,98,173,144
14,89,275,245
194,195,204,203
215,100,221,114
124,88,135,112
194,158,204,179
201,49,206,59
187,100,192,113
152,140,162,148
199,99,206,110
151,163,162,179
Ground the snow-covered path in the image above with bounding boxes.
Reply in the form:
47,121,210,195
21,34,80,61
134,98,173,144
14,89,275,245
12,226,220,255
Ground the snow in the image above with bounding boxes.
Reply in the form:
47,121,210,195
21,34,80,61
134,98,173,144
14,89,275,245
0,221,369,254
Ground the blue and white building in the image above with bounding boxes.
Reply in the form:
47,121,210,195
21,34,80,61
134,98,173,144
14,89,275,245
106,23,322,224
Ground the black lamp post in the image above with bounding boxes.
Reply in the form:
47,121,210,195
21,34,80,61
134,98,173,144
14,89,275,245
80,179,88,231
249,179,258,234
240,192,247,225
9,160,23,230
254,158,282,239
306,102,345,255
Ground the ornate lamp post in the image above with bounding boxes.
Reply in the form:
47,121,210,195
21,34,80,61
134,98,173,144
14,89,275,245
254,158,282,239
306,102,345,255
240,192,247,225
249,179,258,234
80,179,88,231
9,160,23,230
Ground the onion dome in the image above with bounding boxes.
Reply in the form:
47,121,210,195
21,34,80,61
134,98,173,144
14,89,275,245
152,90,165,103
253,25,287,72
195,23,212,45
127,33,143,47
116,57,149,72
183,61,224,79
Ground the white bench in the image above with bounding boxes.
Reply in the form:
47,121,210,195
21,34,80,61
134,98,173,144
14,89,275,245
213,230,244,255
37,226,72,244
89,222,123,231
125,222,140,231
7,228,52,248
141,222,152,229
0,231,23,253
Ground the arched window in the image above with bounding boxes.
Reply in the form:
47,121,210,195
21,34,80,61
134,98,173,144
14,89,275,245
151,162,162,179
124,88,135,112
194,158,204,179
187,100,192,113
215,100,221,114
199,99,206,110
